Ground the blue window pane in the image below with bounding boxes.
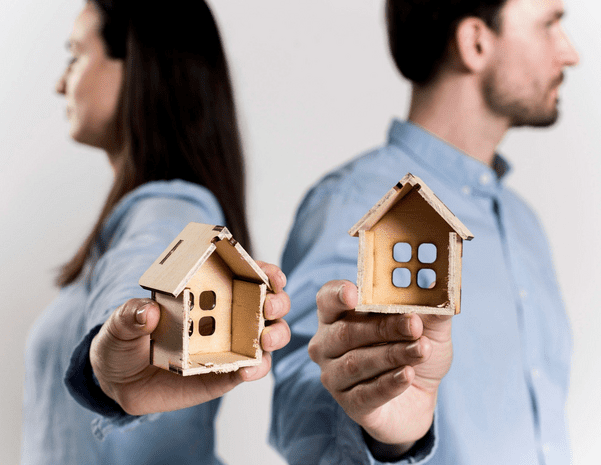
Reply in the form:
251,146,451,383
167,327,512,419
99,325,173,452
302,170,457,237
393,242,412,263
392,267,411,288
417,269,436,289
418,243,437,264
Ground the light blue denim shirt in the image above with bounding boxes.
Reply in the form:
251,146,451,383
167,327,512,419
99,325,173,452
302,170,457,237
22,180,227,465
271,120,571,464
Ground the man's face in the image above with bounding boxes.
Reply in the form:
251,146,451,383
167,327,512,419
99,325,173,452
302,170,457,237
481,0,579,127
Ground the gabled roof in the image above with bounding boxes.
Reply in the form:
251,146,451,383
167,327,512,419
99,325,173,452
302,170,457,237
139,222,270,297
348,173,474,240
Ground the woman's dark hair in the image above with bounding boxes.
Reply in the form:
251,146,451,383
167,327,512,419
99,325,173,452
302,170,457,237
386,0,508,85
58,0,251,286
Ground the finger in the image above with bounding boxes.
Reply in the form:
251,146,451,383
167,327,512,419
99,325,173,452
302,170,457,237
256,260,287,293
119,369,244,415
342,366,415,415
239,352,272,382
261,319,291,352
322,337,431,392
420,313,453,342
315,280,358,324
105,298,161,342
264,291,290,320
317,312,423,359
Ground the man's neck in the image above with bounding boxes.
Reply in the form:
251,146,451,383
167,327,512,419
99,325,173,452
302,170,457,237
407,77,509,167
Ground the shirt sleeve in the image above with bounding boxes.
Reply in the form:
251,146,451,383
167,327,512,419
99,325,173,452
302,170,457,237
270,181,438,464
64,190,224,437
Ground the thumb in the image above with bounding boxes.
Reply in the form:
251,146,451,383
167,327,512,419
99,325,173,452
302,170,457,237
105,298,161,342
316,280,359,324
420,313,453,342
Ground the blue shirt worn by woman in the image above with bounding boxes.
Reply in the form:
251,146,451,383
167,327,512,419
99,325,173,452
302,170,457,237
22,180,227,465
270,120,571,465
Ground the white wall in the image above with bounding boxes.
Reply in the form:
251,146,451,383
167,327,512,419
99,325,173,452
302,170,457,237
1,1,599,464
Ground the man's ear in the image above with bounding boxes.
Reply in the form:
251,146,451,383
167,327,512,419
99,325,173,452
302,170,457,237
454,17,495,73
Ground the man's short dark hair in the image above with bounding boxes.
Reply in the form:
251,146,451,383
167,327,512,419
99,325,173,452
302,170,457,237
386,0,508,85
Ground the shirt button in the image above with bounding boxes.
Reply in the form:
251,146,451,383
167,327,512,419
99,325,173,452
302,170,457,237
532,368,540,379
462,186,471,195
519,289,528,300
542,443,551,455
479,173,491,185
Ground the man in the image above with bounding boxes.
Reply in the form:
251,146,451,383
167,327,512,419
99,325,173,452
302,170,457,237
271,0,578,463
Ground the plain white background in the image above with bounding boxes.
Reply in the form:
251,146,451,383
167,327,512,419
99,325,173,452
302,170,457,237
1,1,600,464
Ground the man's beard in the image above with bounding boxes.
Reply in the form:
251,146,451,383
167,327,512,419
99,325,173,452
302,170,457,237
482,72,564,128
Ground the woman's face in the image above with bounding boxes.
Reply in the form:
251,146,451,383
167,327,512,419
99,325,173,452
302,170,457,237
56,3,124,152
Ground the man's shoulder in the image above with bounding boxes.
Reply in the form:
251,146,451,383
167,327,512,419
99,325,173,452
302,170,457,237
300,141,418,215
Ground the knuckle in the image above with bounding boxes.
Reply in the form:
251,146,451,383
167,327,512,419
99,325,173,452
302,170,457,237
343,352,360,377
105,312,123,341
333,321,351,348
315,285,328,309
117,302,132,322
320,369,333,390
307,337,320,362
384,344,399,367
353,385,370,406
374,373,388,398
316,281,340,308
375,317,389,341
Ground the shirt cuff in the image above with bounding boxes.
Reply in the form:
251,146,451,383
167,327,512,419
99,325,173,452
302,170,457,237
64,324,166,440
64,324,129,418
337,404,437,464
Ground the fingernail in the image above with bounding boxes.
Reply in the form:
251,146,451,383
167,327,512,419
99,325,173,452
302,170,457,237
242,366,258,377
136,306,148,325
406,341,422,358
394,368,407,383
401,316,413,337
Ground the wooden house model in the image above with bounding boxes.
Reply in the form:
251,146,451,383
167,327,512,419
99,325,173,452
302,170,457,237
349,173,474,315
139,223,270,375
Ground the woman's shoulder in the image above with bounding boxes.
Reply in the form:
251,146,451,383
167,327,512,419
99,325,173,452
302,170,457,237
101,180,226,248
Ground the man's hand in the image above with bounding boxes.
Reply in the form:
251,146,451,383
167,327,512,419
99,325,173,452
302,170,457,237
90,262,290,416
308,280,452,458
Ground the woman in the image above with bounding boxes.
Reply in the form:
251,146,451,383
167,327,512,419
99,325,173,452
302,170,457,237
22,1,290,464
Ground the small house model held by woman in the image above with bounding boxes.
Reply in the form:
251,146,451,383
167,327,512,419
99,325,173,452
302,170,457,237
139,223,270,375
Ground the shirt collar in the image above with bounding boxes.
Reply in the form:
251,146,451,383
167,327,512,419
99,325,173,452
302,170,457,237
387,119,510,197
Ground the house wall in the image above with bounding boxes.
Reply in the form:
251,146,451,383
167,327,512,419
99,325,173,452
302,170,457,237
186,254,233,355
371,188,451,307
152,292,185,372
231,280,266,358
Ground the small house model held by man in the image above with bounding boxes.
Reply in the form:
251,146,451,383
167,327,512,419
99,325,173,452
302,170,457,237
349,173,474,315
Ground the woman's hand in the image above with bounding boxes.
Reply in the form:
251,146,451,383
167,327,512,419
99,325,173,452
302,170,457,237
90,262,290,416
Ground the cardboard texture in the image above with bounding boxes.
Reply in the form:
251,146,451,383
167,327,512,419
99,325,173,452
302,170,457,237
349,173,474,315
140,223,270,375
